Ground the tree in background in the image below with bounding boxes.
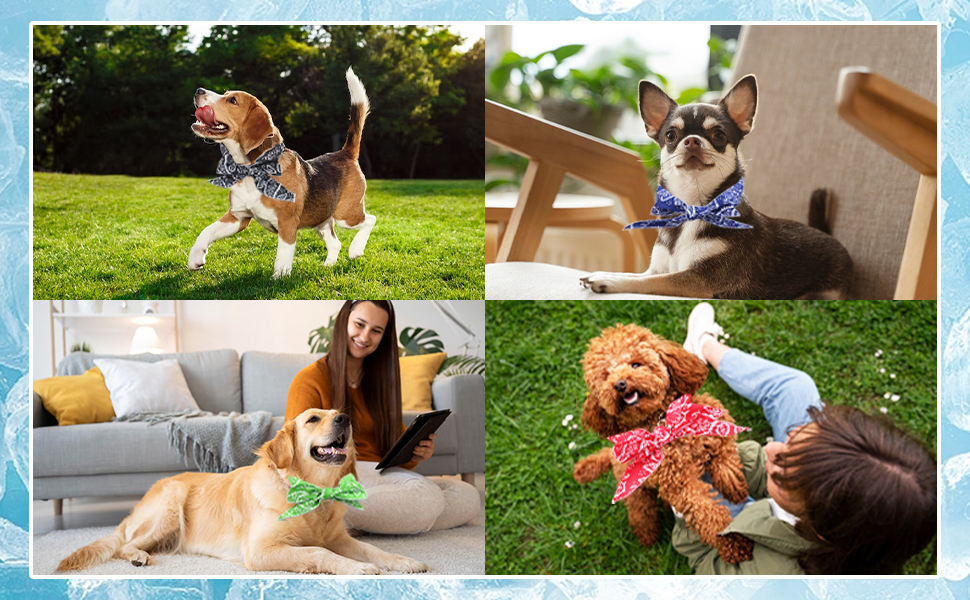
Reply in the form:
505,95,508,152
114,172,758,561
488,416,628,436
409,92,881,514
33,25,484,180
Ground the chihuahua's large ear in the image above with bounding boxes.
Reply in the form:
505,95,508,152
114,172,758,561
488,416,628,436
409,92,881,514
654,338,708,400
719,75,758,135
638,80,677,140
257,419,296,470
240,102,276,154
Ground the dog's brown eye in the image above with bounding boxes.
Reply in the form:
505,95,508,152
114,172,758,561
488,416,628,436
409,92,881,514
712,130,726,144
228,97,237,105
306,415,320,424
664,130,677,143
631,362,642,368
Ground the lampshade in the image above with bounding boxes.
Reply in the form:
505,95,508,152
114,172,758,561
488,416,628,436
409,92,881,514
130,326,163,355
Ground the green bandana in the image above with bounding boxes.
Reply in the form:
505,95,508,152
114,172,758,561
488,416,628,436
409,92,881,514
278,473,367,520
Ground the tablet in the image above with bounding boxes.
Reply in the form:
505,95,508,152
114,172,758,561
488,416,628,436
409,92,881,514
375,409,451,472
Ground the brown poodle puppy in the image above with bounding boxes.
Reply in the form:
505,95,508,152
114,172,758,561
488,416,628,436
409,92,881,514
573,323,754,564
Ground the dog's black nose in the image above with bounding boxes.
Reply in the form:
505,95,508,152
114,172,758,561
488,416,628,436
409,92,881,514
614,380,627,393
334,413,350,427
195,87,206,97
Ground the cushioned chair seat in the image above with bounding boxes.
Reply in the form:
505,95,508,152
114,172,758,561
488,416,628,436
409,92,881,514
486,262,689,300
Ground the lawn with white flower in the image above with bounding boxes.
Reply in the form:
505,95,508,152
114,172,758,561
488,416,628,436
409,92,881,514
485,301,936,575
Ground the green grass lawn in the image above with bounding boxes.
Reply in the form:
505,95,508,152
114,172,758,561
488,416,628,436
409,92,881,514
485,301,937,575
33,174,483,299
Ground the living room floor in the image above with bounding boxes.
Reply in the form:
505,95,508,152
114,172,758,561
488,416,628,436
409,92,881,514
33,472,485,536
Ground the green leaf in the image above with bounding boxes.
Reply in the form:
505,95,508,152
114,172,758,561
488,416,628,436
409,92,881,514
399,327,445,356
550,44,585,63
439,354,486,377
675,87,707,105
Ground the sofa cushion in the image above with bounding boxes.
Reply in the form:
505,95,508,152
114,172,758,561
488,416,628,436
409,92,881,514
400,353,447,411
241,351,324,415
57,350,242,413
33,367,114,425
35,421,199,477
94,358,200,417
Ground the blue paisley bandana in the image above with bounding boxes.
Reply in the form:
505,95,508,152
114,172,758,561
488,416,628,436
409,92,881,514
210,142,296,203
624,178,752,230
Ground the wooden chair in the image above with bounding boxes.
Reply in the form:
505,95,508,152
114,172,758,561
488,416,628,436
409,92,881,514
836,68,936,300
485,100,657,266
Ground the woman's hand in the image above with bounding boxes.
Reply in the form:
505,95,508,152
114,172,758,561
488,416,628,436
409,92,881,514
412,433,436,463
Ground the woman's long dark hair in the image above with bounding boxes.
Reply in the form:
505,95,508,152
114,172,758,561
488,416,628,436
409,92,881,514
774,405,936,575
327,300,402,456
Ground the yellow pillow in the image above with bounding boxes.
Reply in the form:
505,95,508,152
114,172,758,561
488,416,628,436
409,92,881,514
400,353,447,411
33,367,115,426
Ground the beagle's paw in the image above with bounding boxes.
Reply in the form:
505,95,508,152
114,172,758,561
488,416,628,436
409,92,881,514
188,246,208,270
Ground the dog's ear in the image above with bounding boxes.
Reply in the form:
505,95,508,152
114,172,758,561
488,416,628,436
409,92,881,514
240,101,276,155
719,74,758,135
581,394,622,438
250,125,283,158
257,419,296,471
654,338,708,399
639,80,677,140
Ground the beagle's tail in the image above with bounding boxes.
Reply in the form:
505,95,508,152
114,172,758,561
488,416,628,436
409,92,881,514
343,67,370,161
56,530,123,571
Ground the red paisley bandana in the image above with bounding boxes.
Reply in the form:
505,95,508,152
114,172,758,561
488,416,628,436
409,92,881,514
608,394,748,503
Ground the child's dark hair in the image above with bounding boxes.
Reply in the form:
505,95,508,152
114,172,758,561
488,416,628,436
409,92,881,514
774,405,936,575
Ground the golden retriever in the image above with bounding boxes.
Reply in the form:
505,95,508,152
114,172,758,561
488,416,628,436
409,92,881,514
56,409,429,574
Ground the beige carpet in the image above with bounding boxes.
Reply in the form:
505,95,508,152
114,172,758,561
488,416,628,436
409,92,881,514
33,510,484,576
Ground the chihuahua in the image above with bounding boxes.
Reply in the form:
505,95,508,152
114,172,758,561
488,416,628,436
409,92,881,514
580,75,853,299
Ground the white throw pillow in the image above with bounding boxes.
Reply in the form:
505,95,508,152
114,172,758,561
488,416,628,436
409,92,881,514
93,358,200,417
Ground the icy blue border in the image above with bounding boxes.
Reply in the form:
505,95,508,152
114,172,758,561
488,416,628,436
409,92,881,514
3,0,965,598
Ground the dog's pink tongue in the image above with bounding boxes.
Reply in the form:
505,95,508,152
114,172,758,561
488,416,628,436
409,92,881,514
195,105,216,126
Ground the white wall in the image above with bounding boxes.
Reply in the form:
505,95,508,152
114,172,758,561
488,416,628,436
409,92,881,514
32,300,485,380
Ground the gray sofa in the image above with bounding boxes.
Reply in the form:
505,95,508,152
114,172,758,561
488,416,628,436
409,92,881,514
33,349,485,508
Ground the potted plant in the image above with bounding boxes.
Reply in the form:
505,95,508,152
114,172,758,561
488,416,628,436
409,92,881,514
487,45,654,139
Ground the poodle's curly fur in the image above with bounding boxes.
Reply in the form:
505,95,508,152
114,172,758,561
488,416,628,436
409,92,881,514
573,323,754,565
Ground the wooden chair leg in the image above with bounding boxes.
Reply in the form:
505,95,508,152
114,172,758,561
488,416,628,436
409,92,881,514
496,161,566,263
53,499,63,516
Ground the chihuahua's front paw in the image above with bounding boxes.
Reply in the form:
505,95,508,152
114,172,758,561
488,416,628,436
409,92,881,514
581,272,615,293
188,246,208,271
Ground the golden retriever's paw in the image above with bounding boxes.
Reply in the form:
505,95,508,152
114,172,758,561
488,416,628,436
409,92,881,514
333,561,381,575
123,549,152,567
382,555,429,574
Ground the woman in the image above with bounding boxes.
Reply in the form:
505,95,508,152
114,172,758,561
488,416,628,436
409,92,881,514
672,303,936,575
286,300,480,534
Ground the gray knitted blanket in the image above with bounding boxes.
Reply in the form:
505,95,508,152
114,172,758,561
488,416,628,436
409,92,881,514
114,410,274,473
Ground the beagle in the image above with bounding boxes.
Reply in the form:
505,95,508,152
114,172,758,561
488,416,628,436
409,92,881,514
190,68,374,279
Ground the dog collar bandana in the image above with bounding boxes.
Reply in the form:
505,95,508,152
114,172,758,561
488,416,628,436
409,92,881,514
608,394,748,503
210,142,296,203
623,178,752,230
278,473,367,520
